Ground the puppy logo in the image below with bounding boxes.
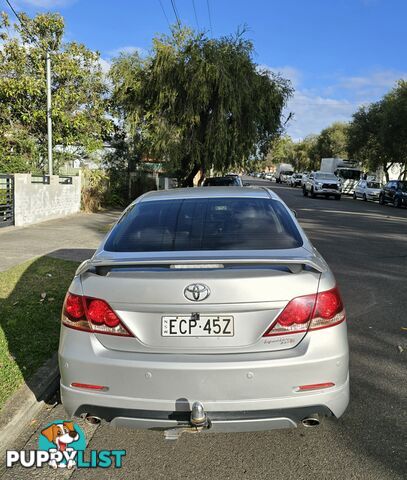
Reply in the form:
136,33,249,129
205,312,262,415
39,420,85,469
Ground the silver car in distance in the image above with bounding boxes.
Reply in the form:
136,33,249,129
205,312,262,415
59,187,349,435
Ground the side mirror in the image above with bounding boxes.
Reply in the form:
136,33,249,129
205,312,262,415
291,209,298,218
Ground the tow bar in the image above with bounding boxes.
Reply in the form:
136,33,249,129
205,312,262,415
164,401,210,440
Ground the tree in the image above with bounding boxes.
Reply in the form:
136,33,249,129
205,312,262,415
314,122,349,160
294,135,319,171
348,81,407,181
380,80,407,179
264,136,295,168
0,11,110,173
110,27,293,184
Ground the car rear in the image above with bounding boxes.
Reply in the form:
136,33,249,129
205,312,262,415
59,187,349,433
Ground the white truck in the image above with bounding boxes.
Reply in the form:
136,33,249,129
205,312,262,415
275,163,294,184
320,158,362,194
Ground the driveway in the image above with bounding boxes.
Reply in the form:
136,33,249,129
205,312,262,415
0,210,120,271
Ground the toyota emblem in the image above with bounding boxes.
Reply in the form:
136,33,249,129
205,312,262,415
184,283,211,302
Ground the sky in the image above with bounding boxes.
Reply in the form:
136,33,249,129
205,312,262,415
7,0,407,140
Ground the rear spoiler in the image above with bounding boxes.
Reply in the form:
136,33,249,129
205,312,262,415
76,257,326,276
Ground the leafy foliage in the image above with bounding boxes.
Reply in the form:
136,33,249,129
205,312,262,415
313,122,349,160
81,168,108,212
110,27,293,183
348,81,407,180
0,11,110,174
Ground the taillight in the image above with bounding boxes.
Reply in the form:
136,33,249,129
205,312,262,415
62,293,132,337
71,382,109,392
263,286,345,336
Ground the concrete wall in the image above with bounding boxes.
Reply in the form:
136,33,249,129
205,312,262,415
13,174,81,227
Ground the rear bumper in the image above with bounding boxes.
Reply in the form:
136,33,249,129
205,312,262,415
67,403,336,433
59,324,349,432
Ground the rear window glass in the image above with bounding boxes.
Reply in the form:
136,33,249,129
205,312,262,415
105,198,303,252
203,177,238,186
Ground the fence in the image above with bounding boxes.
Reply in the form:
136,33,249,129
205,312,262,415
12,173,81,227
0,174,14,227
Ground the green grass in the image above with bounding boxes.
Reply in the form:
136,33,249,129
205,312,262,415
0,257,79,410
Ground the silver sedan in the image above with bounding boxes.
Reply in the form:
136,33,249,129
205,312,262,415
59,187,349,436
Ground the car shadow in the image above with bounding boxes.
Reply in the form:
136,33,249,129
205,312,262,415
0,249,93,412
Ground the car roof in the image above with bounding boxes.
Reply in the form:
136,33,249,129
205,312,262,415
139,186,281,202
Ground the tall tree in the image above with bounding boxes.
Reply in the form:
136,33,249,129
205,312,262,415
264,136,296,168
314,122,349,160
110,27,293,184
294,134,319,171
380,80,407,178
0,11,110,173
348,81,407,181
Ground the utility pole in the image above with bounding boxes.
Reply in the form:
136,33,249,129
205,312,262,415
46,50,53,176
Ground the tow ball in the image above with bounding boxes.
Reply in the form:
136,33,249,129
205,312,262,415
164,401,210,440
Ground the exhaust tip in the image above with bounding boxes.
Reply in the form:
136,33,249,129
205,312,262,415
301,415,320,428
84,414,101,425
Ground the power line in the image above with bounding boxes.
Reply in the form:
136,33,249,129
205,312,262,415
4,0,22,24
158,0,171,29
206,0,213,36
4,0,40,47
170,0,181,27
192,0,200,30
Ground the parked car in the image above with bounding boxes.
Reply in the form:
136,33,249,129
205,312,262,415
289,173,303,187
300,173,309,187
353,180,382,202
202,176,243,187
264,173,273,181
60,187,349,435
379,180,407,207
282,173,293,184
303,172,342,200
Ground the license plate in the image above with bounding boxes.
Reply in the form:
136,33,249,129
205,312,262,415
161,315,234,337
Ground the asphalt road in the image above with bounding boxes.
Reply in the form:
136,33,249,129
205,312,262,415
3,179,407,480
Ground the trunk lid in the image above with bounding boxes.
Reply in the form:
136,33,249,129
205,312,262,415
79,251,323,354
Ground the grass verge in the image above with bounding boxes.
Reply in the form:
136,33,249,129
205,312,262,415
0,256,79,410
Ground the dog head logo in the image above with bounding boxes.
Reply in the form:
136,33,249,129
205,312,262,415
41,422,79,451
38,420,85,469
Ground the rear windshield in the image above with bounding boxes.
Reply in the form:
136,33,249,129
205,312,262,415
203,177,239,186
367,182,381,188
105,197,303,252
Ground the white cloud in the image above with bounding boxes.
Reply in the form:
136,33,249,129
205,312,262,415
334,70,407,99
286,92,356,141
107,46,147,58
258,64,302,88
281,68,407,140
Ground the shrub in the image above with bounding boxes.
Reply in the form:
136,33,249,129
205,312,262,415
81,168,109,213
